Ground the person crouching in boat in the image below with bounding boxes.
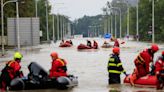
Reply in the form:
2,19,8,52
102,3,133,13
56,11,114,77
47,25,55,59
107,47,127,84
129,44,159,86
0,52,24,90
49,52,68,78
155,51,164,89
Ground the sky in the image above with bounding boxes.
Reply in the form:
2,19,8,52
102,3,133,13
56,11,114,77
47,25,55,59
49,0,112,21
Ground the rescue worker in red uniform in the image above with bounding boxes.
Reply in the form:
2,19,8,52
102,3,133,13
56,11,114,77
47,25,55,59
93,40,98,49
0,52,23,90
107,47,127,84
49,52,68,78
155,51,164,89
114,39,119,47
129,44,159,86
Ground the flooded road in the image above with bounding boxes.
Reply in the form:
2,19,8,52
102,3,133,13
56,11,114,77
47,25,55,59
1,38,164,92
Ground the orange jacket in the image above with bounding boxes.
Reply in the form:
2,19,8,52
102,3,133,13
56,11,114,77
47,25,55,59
49,58,67,78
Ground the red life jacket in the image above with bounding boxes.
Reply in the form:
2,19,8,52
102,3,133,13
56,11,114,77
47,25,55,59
5,60,21,79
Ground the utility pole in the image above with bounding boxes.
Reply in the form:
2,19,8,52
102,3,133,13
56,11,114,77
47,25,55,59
45,0,49,41
136,0,139,41
119,10,122,39
35,0,38,17
111,14,113,36
1,0,18,55
1,0,4,55
114,11,117,38
16,1,20,51
127,6,129,38
152,0,155,43
57,14,59,40
52,15,55,41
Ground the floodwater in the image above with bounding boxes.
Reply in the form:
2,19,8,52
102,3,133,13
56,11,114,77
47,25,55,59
1,38,164,92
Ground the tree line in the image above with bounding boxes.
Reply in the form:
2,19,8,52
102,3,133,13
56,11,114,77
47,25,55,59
103,0,164,42
0,0,70,41
73,0,164,42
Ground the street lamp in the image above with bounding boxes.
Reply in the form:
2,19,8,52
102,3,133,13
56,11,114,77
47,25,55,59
35,0,38,17
1,0,18,55
51,3,64,40
123,0,130,39
110,13,113,37
109,7,121,39
127,4,130,38
52,14,55,41
16,1,20,52
57,14,60,40
45,0,49,41
149,0,158,43
151,0,155,43
136,0,139,41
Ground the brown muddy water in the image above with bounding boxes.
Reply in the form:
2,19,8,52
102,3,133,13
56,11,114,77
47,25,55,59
1,38,164,92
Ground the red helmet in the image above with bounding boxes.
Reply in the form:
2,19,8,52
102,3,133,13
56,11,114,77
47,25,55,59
113,47,120,54
50,52,58,59
162,51,164,56
151,44,159,52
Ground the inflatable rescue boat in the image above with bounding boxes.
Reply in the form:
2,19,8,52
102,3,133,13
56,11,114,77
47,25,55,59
77,44,92,49
59,43,72,47
124,74,157,88
9,62,78,90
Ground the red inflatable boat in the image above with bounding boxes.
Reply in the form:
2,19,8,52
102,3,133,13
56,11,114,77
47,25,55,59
59,43,72,47
124,74,157,88
77,44,92,49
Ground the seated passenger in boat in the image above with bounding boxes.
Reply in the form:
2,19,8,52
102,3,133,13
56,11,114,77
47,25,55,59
155,51,164,89
49,52,68,78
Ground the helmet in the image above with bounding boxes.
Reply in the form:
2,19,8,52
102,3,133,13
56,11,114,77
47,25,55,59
162,51,164,56
50,52,58,59
151,44,159,52
14,52,23,60
113,47,120,54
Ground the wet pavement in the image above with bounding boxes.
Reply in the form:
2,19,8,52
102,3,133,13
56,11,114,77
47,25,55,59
1,38,164,92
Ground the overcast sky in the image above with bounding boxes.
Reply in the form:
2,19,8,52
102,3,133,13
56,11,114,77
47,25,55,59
49,0,112,21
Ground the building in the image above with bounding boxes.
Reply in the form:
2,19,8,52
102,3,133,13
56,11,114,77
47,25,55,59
7,17,40,46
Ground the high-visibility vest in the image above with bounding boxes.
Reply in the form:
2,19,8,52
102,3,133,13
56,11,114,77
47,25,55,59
135,54,145,64
108,55,125,74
